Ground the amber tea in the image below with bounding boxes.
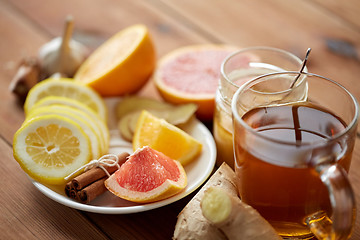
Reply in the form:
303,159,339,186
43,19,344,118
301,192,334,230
233,101,354,238
232,71,359,239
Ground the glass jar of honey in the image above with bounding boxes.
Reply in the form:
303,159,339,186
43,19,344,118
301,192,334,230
213,47,306,168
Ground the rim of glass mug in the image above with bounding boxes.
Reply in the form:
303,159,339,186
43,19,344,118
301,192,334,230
231,71,359,147
219,46,307,106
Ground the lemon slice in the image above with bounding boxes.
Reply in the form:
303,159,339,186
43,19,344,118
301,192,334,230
29,96,109,152
13,115,91,185
24,78,107,121
74,24,156,96
26,106,102,159
133,110,202,166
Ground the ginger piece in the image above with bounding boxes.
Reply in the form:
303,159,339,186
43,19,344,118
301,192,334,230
116,96,197,142
173,163,238,240
201,187,281,240
9,57,40,102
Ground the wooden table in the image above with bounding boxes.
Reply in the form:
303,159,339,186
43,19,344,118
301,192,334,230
1,0,360,239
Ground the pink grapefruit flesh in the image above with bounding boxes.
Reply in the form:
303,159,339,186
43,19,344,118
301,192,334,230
105,146,187,203
159,50,232,95
153,44,239,121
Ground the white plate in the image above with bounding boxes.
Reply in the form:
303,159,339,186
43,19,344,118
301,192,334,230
32,98,216,214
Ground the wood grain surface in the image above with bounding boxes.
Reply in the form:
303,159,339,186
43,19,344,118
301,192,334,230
1,0,360,239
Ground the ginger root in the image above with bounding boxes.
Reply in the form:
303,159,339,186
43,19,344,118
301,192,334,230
173,163,238,240
9,57,40,102
173,163,281,240
201,187,281,240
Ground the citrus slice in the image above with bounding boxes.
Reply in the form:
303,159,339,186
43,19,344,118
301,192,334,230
13,115,91,185
28,96,109,152
24,78,107,121
74,24,156,96
26,106,102,159
105,146,187,203
153,44,238,120
27,104,106,155
133,110,202,166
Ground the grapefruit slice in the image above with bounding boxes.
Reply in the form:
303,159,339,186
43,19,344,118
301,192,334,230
105,146,187,203
153,44,238,120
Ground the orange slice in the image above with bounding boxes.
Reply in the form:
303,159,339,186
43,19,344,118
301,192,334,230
105,146,187,203
74,24,156,96
133,110,202,166
153,44,238,120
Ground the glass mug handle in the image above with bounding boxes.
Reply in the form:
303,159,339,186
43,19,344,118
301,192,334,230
306,163,356,239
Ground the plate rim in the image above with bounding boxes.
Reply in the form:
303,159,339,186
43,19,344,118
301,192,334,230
32,118,216,214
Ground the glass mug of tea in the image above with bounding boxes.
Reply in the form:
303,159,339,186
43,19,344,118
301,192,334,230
232,72,358,239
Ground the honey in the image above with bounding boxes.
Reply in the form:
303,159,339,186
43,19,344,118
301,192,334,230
214,47,305,168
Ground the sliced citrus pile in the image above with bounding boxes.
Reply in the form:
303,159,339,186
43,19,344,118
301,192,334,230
105,146,187,203
28,96,109,152
133,110,202,166
26,105,103,159
13,115,91,185
74,24,156,96
24,78,107,121
153,44,238,120
14,77,111,185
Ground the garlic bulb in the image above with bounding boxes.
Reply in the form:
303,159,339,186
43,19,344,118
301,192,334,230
38,16,89,77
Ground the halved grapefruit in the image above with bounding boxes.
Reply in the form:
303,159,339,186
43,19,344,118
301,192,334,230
152,44,238,120
105,146,187,203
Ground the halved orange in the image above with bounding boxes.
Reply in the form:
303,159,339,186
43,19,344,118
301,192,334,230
74,24,156,96
105,146,187,203
153,44,238,120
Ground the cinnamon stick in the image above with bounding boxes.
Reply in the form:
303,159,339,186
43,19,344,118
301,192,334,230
72,165,118,190
72,152,129,190
77,178,107,203
65,152,129,203
65,182,76,198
